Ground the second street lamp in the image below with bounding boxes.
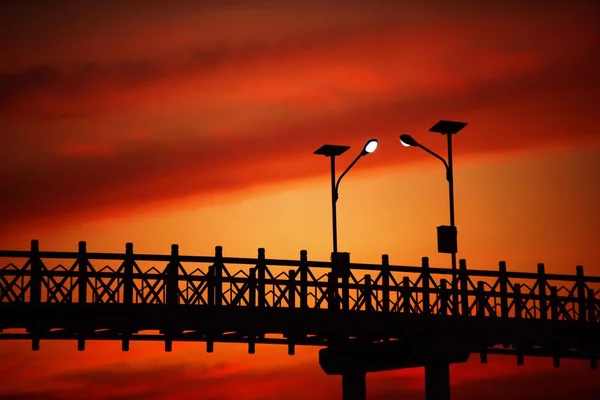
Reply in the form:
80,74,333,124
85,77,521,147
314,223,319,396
314,139,378,258
399,120,467,290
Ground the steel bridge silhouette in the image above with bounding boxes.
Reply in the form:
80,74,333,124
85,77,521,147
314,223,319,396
1,240,599,400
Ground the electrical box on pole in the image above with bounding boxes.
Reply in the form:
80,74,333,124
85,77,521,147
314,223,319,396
331,252,351,279
437,225,457,254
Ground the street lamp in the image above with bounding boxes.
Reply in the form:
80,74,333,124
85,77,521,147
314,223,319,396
314,139,378,255
399,120,467,286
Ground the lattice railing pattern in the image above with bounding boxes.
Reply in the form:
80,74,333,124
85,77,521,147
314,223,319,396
1,240,599,325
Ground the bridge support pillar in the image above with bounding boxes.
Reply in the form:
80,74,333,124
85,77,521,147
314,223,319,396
320,335,469,400
424,363,450,400
342,371,366,400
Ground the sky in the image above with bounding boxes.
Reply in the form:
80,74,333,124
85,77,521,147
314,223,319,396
1,0,600,398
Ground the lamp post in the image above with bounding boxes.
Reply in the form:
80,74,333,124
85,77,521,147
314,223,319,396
314,139,378,255
399,120,467,288
314,140,377,400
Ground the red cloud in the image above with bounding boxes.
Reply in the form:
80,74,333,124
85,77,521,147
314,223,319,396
0,349,597,400
58,143,115,157
0,1,599,232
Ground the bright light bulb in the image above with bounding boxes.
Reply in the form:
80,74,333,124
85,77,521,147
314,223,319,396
399,134,418,147
364,139,378,154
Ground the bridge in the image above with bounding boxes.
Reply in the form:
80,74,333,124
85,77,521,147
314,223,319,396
1,240,599,400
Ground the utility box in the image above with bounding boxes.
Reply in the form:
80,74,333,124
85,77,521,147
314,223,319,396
437,225,457,254
331,252,351,279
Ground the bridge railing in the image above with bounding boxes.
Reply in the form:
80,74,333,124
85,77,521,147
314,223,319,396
1,240,599,324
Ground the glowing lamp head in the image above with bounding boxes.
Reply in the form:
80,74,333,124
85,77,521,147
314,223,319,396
399,134,418,147
362,139,378,155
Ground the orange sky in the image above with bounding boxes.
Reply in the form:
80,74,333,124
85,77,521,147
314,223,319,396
1,1,600,398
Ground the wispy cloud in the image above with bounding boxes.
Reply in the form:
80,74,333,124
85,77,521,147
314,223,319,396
0,355,598,400
1,1,599,230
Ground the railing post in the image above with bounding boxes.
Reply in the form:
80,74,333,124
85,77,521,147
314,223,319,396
587,288,596,326
514,283,523,365
327,272,338,311
248,258,260,349
248,268,256,308
576,266,587,322
587,288,597,370
248,260,256,357
440,279,448,316
78,241,88,304
514,284,522,320
299,250,308,309
477,281,488,363
30,239,41,304
364,274,372,312
257,248,266,308
550,286,560,368
498,261,509,348
452,260,460,316
206,260,215,353
550,286,559,321
214,246,223,307
327,272,340,310
123,243,134,306
288,270,296,309
287,269,297,356
166,244,179,307
499,261,508,319
460,259,469,316
341,268,350,312
29,240,41,351
76,241,88,352
248,256,256,356
476,281,486,318
164,244,179,352
327,266,341,346
421,257,430,315
122,242,133,352
207,265,215,307
537,263,547,320
402,276,411,314
381,254,390,313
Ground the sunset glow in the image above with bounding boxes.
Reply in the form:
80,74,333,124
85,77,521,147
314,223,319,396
1,1,600,398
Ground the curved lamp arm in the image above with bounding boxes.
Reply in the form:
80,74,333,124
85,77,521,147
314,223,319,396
334,152,364,202
417,144,450,181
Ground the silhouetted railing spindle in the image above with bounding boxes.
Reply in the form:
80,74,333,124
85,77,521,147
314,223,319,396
459,259,468,316
537,263,547,320
257,248,266,308
422,257,430,315
381,254,390,313
299,250,308,309
577,266,587,322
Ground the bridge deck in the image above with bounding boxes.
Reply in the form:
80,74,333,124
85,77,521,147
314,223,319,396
1,240,598,368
